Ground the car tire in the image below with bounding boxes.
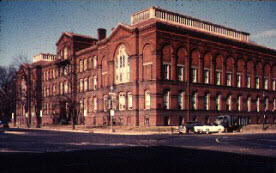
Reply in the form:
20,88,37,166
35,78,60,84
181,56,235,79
206,129,209,134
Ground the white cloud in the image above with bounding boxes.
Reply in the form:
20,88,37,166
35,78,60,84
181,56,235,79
253,29,276,39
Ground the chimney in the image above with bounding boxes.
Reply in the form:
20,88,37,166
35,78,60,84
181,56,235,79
97,28,106,40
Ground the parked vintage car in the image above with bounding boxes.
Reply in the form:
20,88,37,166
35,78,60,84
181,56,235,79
178,121,202,134
194,123,224,134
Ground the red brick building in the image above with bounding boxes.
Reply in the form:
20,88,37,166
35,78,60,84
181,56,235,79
16,6,276,127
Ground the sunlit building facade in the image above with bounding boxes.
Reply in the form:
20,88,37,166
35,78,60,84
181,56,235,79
16,6,276,126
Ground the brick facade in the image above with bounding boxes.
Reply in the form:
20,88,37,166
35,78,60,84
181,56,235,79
16,6,276,127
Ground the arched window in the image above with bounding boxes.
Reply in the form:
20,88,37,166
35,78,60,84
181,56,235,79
177,48,186,82
237,59,244,88
203,53,212,84
115,44,130,84
191,50,200,83
255,63,262,89
145,90,150,110
264,64,270,90
215,55,223,85
143,44,152,80
247,61,253,88
102,57,108,87
162,45,173,80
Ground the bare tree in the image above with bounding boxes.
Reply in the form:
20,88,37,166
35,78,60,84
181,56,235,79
14,56,42,128
0,65,16,128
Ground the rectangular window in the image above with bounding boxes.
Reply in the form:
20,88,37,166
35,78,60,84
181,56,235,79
84,78,88,91
227,96,232,111
103,96,108,112
163,65,170,80
192,93,197,110
247,98,251,112
204,93,210,110
178,92,184,110
80,79,83,92
257,97,260,112
273,99,276,111
177,66,184,81
145,91,150,109
192,68,197,83
256,77,260,89
80,60,83,72
93,57,97,69
84,59,87,71
216,95,221,111
128,93,132,110
264,78,269,90
204,70,210,84
93,97,97,112
119,93,125,110
272,80,276,91
93,76,97,90
247,76,251,88
237,96,242,111
226,73,232,86
163,91,170,109
237,74,241,88
216,72,221,85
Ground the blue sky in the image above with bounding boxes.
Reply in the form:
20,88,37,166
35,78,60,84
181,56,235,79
1,0,276,66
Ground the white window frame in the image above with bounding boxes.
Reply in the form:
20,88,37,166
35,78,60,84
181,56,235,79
127,92,133,110
119,93,126,111
145,90,150,110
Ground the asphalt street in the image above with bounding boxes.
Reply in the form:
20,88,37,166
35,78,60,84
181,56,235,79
0,128,276,173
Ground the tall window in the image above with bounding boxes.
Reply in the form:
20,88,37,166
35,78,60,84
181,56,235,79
192,68,198,83
119,93,126,111
93,56,97,69
145,90,150,109
127,92,132,110
103,95,108,112
84,78,88,91
80,59,83,72
192,92,197,110
80,79,83,92
53,85,56,96
247,97,251,112
93,76,97,90
204,70,210,84
264,78,269,90
216,72,221,85
265,98,269,111
89,77,93,90
237,74,241,88
216,95,221,111
84,59,87,71
178,92,184,110
60,82,63,95
52,69,56,79
272,80,276,91
247,76,251,88
163,64,170,80
226,95,232,111
93,97,97,112
273,99,276,111
163,90,170,109
64,81,68,94
64,47,68,59
237,96,242,111
115,44,130,84
256,97,260,112
177,66,184,81
256,77,260,89
204,93,210,110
